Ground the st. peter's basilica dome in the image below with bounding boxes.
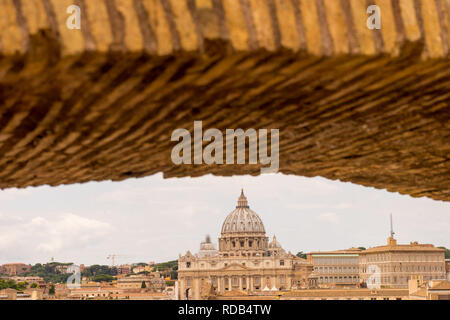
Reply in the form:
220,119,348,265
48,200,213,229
221,190,266,234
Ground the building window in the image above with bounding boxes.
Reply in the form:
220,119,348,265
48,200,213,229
186,262,191,268
280,260,285,266
249,241,253,247
240,241,244,247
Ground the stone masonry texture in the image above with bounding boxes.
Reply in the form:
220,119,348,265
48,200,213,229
0,0,449,201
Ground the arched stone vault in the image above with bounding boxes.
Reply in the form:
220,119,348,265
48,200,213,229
0,0,449,201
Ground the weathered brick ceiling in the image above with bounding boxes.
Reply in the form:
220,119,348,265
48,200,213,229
0,0,449,201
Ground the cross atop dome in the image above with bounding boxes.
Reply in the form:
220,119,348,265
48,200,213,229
237,189,249,208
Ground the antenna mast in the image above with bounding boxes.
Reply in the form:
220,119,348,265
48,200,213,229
390,214,395,238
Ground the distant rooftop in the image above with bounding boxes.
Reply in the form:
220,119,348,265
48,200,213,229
361,239,444,254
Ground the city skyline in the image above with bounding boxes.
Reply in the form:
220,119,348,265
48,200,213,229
1,173,449,266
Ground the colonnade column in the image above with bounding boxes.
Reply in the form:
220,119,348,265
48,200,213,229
179,279,185,300
194,278,200,300
217,276,221,293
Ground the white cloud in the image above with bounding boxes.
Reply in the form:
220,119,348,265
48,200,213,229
33,213,113,253
0,213,113,262
317,212,340,224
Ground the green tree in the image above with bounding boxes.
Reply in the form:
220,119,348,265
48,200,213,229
296,251,306,259
358,247,366,251
48,284,55,295
154,260,178,272
30,283,38,288
92,274,115,282
23,262,71,283
136,262,147,266
154,260,179,279
82,265,117,277
16,281,28,291
141,281,147,289
0,279,18,290
0,279,28,291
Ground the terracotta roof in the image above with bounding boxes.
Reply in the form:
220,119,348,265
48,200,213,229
360,244,444,254
309,248,362,255
115,292,168,298
429,281,450,290
283,289,408,297
410,288,427,297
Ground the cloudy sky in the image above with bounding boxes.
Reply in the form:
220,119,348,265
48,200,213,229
0,173,448,266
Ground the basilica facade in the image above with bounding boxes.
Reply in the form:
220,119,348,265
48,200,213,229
178,190,317,299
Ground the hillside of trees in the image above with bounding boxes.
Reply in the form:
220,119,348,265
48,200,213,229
22,262,72,283
81,265,117,277
19,262,118,283
154,260,178,279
